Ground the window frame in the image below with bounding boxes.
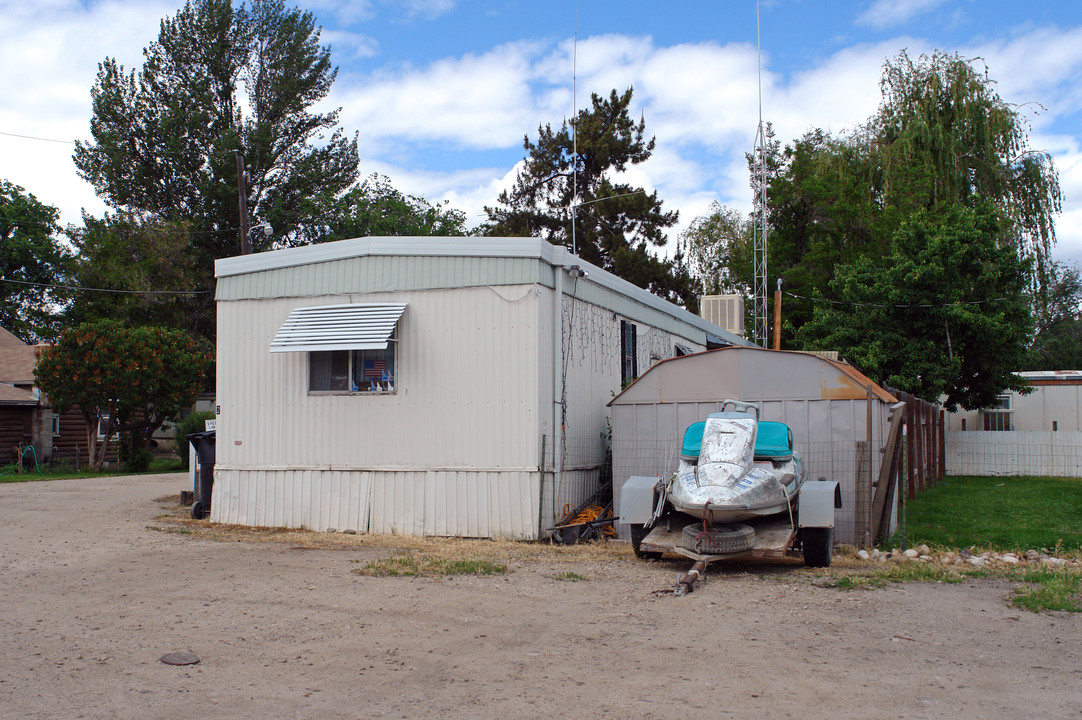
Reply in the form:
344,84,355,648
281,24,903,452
620,320,638,386
307,329,399,396
980,393,1013,431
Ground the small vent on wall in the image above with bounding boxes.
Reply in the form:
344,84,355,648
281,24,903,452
700,294,745,337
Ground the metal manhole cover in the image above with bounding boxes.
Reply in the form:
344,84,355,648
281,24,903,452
160,652,200,666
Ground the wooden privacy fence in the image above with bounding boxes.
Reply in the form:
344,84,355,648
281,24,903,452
885,386,945,497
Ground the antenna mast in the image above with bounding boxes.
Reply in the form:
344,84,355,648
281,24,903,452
752,0,769,348
570,0,579,256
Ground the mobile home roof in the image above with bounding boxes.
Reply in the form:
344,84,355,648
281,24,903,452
215,236,749,347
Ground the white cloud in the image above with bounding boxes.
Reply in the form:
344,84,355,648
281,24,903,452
400,0,456,20
964,27,1082,126
1,1,1080,267
336,40,557,153
855,0,948,30
0,0,174,225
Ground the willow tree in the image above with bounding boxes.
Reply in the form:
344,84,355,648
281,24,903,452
796,202,1033,410
683,50,1061,347
874,50,1062,277
680,202,755,298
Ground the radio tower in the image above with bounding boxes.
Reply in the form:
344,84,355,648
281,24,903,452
752,0,769,348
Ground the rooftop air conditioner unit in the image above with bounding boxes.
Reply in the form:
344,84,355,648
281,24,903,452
700,294,745,337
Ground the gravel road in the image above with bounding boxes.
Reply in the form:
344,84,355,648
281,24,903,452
1,473,1079,719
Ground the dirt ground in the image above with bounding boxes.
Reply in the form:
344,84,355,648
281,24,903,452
1,473,1080,720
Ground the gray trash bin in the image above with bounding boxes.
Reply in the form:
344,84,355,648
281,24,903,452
187,430,216,519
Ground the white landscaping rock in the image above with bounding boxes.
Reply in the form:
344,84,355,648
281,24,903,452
904,549,919,559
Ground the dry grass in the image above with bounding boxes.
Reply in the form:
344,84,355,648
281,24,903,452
151,494,633,565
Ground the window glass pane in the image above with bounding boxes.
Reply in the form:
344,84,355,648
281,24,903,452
352,345,396,392
310,351,350,391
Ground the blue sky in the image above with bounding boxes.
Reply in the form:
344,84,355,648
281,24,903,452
2,0,1080,263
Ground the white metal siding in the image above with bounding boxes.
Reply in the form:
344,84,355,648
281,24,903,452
213,285,544,537
947,384,1082,432
946,431,1082,476
545,293,707,528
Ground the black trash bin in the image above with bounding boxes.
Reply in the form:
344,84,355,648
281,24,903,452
187,430,216,519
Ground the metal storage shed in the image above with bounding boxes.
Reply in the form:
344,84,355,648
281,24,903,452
608,346,898,546
212,236,747,539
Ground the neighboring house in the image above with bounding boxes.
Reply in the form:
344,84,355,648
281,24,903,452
607,346,901,546
0,326,114,468
212,236,748,538
947,371,1082,432
946,370,1082,476
0,326,46,465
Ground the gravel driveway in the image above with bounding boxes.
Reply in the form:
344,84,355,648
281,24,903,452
1,473,1079,719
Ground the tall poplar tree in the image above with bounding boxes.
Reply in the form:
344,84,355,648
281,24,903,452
73,0,359,339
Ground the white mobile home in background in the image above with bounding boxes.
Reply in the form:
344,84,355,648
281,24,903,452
212,237,746,538
946,370,1082,476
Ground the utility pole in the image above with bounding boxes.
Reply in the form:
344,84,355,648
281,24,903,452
236,151,250,255
773,278,782,350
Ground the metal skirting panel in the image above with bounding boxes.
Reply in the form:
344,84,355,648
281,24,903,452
211,468,540,538
370,469,539,538
211,468,373,531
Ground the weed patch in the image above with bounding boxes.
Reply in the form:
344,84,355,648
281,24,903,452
352,553,508,577
1011,567,1082,613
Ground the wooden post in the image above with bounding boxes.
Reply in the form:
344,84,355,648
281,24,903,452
772,280,782,350
871,401,906,542
237,151,250,255
938,408,946,481
906,394,916,498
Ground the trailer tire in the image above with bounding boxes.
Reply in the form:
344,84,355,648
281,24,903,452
681,522,755,554
190,500,207,520
802,527,833,567
630,524,662,559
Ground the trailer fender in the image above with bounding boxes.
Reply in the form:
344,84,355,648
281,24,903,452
620,476,661,525
798,478,840,528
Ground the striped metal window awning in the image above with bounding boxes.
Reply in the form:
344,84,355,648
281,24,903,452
270,303,406,353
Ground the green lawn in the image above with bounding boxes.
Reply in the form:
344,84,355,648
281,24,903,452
0,457,184,483
903,475,1082,552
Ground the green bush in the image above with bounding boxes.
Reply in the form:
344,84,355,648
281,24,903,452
118,432,154,473
125,447,153,473
172,411,216,470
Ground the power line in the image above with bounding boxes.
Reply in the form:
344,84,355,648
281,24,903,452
0,278,210,295
0,130,76,145
785,290,1028,309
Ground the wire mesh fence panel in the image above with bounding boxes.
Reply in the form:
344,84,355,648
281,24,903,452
540,434,613,530
946,432,1082,477
801,441,865,545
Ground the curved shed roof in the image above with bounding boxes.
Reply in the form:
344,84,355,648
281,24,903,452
609,345,896,406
